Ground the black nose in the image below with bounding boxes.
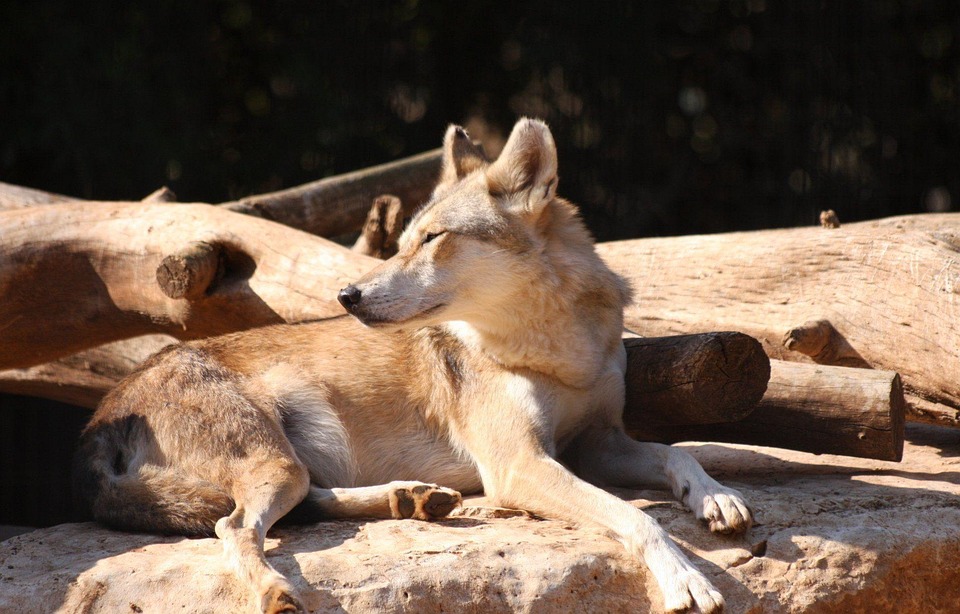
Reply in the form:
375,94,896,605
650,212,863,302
337,285,362,310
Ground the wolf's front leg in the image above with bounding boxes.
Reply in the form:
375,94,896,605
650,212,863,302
567,427,753,535
473,443,725,613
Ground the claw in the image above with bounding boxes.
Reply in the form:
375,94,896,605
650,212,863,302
692,486,753,535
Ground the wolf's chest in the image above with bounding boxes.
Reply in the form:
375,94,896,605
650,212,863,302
496,365,626,452
548,387,610,449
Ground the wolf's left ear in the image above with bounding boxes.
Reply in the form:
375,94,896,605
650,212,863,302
485,118,558,218
439,125,489,186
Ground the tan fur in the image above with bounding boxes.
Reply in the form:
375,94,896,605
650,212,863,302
74,119,752,614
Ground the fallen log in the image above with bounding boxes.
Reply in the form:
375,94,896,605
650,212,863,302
0,144,441,238
4,175,955,425
1,170,949,433
0,202,377,369
0,195,901,458
626,359,905,461
220,148,440,237
597,213,960,426
6,334,901,461
0,333,771,433
0,336,174,409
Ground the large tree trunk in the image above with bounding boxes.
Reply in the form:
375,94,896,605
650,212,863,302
0,202,376,369
597,214,960,426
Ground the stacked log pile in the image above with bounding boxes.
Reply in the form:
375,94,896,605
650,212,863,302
4,148,958,462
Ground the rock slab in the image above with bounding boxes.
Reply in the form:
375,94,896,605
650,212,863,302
2,423,960,613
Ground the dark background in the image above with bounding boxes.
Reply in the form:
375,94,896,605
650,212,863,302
3,0,958,241
1,0,958,527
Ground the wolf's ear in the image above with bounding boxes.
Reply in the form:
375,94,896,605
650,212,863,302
439,125,489,186
485,118,558,218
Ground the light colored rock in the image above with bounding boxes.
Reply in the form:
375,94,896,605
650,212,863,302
2,423,960,613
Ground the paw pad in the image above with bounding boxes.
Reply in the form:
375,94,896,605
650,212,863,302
389,484,462,520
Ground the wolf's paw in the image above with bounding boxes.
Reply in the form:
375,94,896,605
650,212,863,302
647,544,725,614
260,581,304,614
661,569,725,613
388,482,462,520
689,483,753,535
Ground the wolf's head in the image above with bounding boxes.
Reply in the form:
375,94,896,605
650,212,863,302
338,118,620,332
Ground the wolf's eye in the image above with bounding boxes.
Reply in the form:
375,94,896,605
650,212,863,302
422,231,445,245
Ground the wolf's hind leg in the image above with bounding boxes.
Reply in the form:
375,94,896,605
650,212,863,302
568,427,753,535
298,481,462,521
215,454,310,614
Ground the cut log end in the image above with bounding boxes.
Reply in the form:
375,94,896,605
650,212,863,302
156,242,223,300
623,331,770,428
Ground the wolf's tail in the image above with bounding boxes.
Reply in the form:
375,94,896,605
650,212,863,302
72,417,234,537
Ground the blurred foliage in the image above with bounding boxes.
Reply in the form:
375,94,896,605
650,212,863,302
1,0,958,240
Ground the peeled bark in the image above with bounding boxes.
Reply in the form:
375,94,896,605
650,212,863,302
0,195,908,459
7,179,955,426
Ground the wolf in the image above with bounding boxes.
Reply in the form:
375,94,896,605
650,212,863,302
73,118,752,613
